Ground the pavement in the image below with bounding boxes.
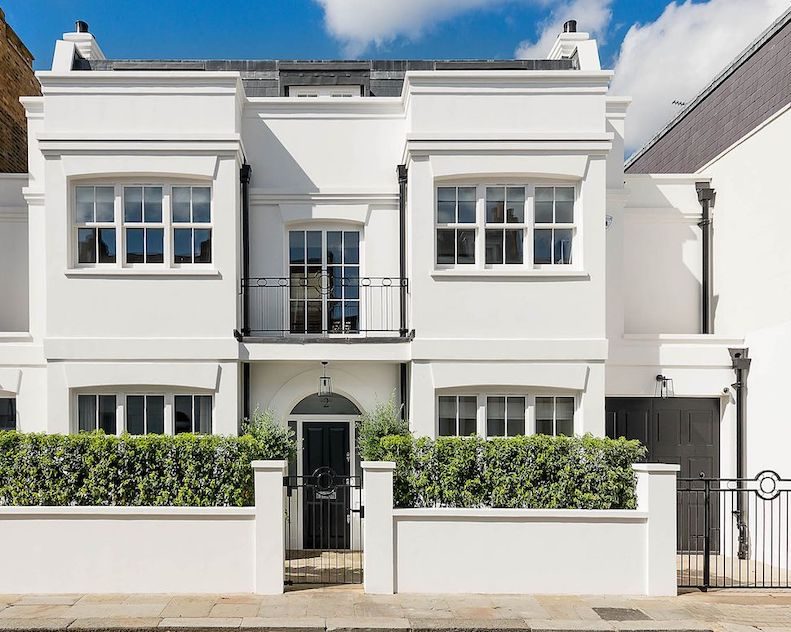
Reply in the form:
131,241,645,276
1,588,791,632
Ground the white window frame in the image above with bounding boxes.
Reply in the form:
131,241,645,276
532,185,577,269
70,182,213,270
284,224,364,336
71,391,214,436
74,185,117,266
434,182,580,272
171,185,213,267
289,85,363,97
533,394,577,437
435,391,578,438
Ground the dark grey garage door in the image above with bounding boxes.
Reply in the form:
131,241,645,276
605,397,720,479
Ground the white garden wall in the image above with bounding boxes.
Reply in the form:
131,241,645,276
362,461,679,596
0,460,287,595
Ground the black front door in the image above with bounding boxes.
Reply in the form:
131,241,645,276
302,421,350,549
606,397,721,551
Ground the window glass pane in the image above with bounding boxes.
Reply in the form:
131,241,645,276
486,187,504,223
504,229,523,264
78,395,96,432
192,187,211,222
194,229,212,263
196,396,212,434
306,301,322,333
534,229,552,264
76,187,94,223
437,187,456,223
126,396,145,435
98,395,116,434
555,202,573,224
289,301,305,334
0,398,15,431
438,396,457,436
507,397,525,436
326,231,342,265
436,229,455,264
536,397,554,422
554,229,573,264
124,187,143,222
95,187,115,222
458,396,477,436
146,396,165,434
144,187,163,222
344,231,359,264
126,228,144,263
174,395,192,434
78,228,96,264
556,397,575,421
534,187,554,223
289,231,305,264
146,228,164,264
172,187,191,223
97,228,116,263
485,229,503,264
457,187,476,223
456,229,475,264
174,228,192,263
506,187,525,223
487,396,505,437
535,419,554,435
306,231,322,264
344,301,359,333
555,187,574,202
556,419,574,437
343,266,359,299
535,187,554,202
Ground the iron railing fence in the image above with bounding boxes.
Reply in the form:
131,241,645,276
678,471,791,589
242,274,408,338
284,468,363,585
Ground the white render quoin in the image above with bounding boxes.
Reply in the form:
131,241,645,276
0,17,784,495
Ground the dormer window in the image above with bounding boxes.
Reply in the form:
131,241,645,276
288,85,363,97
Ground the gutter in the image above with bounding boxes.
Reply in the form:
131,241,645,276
397,164,408,337
240,163,252,336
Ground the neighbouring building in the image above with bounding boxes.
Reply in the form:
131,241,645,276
0,10,790,569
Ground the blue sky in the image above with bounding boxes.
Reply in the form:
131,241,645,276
2,0,788,151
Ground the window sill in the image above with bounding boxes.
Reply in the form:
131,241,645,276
431,269,589,280
64,268,221,278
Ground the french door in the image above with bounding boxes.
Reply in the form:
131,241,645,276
288,229,360,334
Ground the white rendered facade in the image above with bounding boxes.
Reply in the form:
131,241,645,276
0,23,781,489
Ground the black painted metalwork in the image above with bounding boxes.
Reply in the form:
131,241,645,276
241,274,409,338
284,467,363,585
677,471,791,589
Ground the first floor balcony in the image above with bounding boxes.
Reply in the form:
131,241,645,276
240,273,410,342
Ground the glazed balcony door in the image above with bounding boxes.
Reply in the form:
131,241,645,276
288,229,360,335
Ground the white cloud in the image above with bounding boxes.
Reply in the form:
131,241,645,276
315,0,511,57
515,0,612,59
610,0,790,153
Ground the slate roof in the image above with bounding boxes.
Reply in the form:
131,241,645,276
626,7,791,174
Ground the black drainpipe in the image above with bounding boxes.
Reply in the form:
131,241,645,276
397,164,408,337
242,363,251,425
696,182,715,334
399,363,409,421
240,164,252,336
729,347,751,559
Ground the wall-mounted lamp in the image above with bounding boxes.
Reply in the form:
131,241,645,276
605,214,614,229
655,374,675,399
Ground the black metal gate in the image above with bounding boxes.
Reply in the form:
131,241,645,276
284,467,363,585
678,471,791,589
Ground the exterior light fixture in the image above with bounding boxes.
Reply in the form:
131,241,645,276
655,374,675,399
605,214,614,229
318,361,332,398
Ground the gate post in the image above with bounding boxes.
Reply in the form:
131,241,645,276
361,461,395,594
634,463,680,596
252,460,288,594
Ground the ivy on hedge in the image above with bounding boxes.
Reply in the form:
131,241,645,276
373,433,646,510
0,431,292,507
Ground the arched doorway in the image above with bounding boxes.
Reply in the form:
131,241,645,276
284,392,363,585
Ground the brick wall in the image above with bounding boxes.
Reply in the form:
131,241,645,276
627,15,791,174
0,8,40,173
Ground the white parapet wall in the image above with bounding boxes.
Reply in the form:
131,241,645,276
363,461,679,596
0,460,288,594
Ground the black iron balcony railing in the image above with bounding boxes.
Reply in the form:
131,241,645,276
241,273,409,339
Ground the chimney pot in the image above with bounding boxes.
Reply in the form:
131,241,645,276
75,20,89,33
563,19,577,33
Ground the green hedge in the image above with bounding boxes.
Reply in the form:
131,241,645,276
375,434,645,510
0,431,292,507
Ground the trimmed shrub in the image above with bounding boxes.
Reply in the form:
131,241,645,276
0,430,294,507
356,395,410,461
240,406,296,462
377,433,646,509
